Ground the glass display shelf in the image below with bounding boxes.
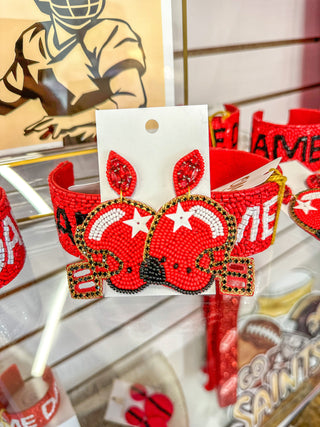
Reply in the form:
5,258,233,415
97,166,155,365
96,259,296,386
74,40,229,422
0,152,320,427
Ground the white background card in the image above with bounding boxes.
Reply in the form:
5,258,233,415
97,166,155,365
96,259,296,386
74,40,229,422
96,105,211,296
96,105,210,209
213,157,281,192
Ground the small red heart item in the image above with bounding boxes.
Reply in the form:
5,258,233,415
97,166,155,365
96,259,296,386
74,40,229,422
289,188,320,240
144,393,174,422
306,173,320,189
130,383,147,401
125,406,145,426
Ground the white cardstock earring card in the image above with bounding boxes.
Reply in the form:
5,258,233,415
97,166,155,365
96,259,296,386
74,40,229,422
96,105,210,296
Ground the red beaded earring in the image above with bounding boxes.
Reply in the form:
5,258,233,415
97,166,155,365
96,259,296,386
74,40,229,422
67,151,156,298
140,150,255,295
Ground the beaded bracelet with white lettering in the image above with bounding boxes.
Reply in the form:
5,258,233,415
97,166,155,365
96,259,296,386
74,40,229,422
0,366,60,427
251,108,320,171
203,148,286,407
0,187,26,288
210,148,286,257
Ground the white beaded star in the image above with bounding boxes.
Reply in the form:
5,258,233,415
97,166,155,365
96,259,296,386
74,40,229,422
166,203,193,233
294,199,317,215
123,208,152,238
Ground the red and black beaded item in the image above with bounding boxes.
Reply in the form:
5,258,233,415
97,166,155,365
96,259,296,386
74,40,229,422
48,150,286,259
0,187,26,288
306,173,320,189
141,151,255,296
67,151,156,298
48,161,100,259
289,188,320,240
125,388,174,427
210,148,286,256
251,108,320,171
209,104,239,149
204,148,286,407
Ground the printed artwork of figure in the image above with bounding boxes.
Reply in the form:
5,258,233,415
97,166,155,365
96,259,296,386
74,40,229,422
0,0,148,143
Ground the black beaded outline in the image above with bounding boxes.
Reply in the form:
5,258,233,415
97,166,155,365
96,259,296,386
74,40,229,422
289,188,320,240
135,271,216,295
218,257,255,296
106,278,150,294
73,198,156,295
163,273,215,295
67,261,103,299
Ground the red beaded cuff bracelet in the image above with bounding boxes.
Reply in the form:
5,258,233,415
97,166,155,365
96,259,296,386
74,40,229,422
48,162,100,259
209,104,239,149
251,109,320,171
210,148,286,257
0,366,60,427
0,188,26,288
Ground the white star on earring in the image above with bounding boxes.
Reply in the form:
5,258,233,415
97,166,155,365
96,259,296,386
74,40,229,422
294,199,318,215
166,203,193,232
123,208,152,237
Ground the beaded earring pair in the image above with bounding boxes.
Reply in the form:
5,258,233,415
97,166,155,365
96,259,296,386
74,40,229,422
67,150,254,299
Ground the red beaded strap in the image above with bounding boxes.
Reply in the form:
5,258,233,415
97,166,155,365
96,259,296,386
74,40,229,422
251,109,320,171
0,188,26,288
0,366,60,427
210,148,284,257
48,161,100,258
209,104,239,149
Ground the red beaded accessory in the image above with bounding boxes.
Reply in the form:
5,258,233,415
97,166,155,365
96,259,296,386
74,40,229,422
0,365,60,427
204,148,286,407
48,161,100,259
0,188,26,288
49,149,286,259
210,148,287,256
289,188,320,240
204,292,239,407
144,393,174,422
130,384,147,401
67,151,156,298
306,172,320,189
125,386,174,427
173,149,204,196
251,108,320,171
209,104,239,149
141,150,255,296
